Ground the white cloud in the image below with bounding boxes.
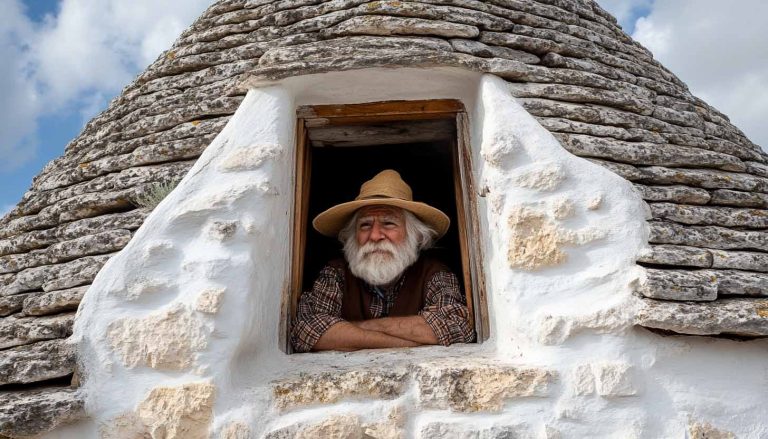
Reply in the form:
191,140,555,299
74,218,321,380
596,0,653,31
31,0,214,107
0,0,39,171
631,1,768,149
0,0,214,172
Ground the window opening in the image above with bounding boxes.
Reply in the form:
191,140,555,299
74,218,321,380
286,100,488,353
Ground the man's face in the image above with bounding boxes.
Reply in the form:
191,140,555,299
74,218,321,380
355,205,406,248
344,206,419,286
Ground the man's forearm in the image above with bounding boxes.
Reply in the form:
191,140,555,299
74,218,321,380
355,316,439,345
312,321,421,351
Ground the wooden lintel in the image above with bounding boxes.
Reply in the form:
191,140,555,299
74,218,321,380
308,119,455,147
298,99,465,121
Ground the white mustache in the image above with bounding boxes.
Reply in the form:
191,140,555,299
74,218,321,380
345,237,418,286
360,242,396,257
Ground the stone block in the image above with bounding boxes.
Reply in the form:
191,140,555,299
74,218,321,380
22,285,87,316
714,270,768,297
266,415,363,439
633,184,711,205
507,205,603,270
217,143,282,172
272,367,409,410
555,134,744,172
358,0,514,31
688,421,735,439
637,245,713,268
221,421,251,439
47,229,132,264
449,39,539,63
195,288,225,314
711,249,768,272
0,254,110,296
640,269,718,302
322,16,480,39
513,163,566,191
636,166,768,193
259,36,452,67
512,84,653,115
0,293,31,317
649,221,768,252
538,305,633,345
649,203,768,228
415,360,552,412
0,312,74,349
572,363,595,395
593,362,636,397
0,339,75,385
710,189,768,208
0,386,84,437
103,381,215,439
107,303,208,370
362,406,405,439
205,221,238,241
419,422,529,439
637,298,768,336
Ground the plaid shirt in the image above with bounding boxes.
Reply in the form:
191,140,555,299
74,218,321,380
291,262,475,353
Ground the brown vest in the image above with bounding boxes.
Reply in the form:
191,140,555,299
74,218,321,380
329,257,448,321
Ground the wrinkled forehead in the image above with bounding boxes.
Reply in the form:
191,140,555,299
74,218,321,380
356,205,405,221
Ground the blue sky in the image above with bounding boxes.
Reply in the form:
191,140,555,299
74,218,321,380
1,0,767,217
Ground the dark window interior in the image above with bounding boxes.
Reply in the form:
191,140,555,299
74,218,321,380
301,131,463,293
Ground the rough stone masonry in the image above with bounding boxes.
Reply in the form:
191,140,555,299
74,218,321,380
0,0,766,437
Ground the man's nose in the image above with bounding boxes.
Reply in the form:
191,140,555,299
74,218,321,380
369,222,386,241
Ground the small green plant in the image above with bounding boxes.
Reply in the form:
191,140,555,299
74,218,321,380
132,180,180,209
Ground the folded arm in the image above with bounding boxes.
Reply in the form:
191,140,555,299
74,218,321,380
313,321,421,351
291,265,423,352
417,271,476,346
349,271,475,346
352,316,439,345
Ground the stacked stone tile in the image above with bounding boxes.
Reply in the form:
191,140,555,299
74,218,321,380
0,0,766,435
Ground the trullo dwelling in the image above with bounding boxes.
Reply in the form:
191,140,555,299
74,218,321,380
0,1,766,437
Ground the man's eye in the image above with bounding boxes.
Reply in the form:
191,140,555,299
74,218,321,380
359,224,372,230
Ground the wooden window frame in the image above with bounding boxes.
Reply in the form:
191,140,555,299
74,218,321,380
285,99,489,353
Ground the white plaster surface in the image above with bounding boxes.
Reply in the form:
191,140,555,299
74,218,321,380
54,69,768,438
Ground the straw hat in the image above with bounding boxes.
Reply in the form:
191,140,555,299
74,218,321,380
312,170,450,238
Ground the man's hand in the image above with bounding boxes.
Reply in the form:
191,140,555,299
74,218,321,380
352,316,439,345
312,321,421,352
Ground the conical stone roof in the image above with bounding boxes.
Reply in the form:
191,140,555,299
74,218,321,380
1,0,767,436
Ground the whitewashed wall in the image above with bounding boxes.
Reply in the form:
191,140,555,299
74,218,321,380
57,69,768,439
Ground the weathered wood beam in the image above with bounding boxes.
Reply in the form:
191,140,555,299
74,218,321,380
307,119,454,147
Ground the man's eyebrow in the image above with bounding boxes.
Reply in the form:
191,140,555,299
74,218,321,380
356,214,402,223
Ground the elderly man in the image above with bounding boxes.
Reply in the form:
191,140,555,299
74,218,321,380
291,169,475,353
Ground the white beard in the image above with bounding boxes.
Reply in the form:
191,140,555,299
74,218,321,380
344,238,419,286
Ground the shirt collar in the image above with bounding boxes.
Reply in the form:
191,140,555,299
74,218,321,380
364,272,407,300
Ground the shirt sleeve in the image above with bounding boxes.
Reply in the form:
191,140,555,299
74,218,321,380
419,270,476,346
290,265,345,353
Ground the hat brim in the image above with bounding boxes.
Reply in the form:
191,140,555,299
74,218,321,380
312,198,450,239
